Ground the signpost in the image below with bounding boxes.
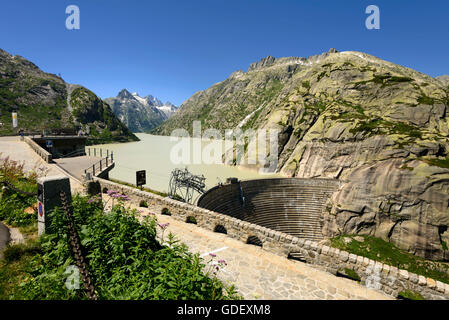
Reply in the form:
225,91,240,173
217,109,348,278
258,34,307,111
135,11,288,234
46,140,53,148
136,170,146,190
37,176,72,236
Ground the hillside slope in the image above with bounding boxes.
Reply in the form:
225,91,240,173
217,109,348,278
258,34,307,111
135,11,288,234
155,49,449,261
0,49,138,143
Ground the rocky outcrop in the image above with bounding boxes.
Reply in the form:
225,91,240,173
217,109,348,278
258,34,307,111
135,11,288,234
437,75,449,88
154,49,449,261
70,87,138,142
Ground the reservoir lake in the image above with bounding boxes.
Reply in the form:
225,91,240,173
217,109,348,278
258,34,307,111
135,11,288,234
94,133,281,197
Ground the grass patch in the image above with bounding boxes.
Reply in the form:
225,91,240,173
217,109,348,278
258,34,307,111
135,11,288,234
0,240,41,300
301,81,311,89
399,164,414,171
417,95,435,105
424,157,449,169
349,119,422,139
330,235,449,284
398,290,425,300
337,268,361,282
109,178,167,198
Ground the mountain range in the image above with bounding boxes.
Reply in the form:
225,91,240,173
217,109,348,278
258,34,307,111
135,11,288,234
154,48,449,261
104,90,177,133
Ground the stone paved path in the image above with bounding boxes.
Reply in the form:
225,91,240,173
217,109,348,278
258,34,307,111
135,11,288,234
105,196,393,300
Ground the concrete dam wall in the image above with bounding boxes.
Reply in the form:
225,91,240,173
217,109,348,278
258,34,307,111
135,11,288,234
197,178,341,242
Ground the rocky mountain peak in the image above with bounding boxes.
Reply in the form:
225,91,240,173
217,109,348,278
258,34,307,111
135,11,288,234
248,56,276,72
117,89,134,99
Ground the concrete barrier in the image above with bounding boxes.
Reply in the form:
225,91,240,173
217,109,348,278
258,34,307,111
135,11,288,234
24,137,52,163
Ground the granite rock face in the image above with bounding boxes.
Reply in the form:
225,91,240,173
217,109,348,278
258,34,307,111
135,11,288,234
155,49,449,261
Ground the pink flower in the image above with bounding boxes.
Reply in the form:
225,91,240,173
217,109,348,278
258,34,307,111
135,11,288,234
158,223,170,229
209,253,217,258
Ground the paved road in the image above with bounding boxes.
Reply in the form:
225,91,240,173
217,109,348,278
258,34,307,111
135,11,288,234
0,136,84,194
54,156,102,181
105,196,392,300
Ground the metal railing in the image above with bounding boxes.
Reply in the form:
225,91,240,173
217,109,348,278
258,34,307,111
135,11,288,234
56,148,87,159
84,148,114,178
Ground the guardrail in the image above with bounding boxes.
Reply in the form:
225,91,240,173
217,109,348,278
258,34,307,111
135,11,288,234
84,148,114,178
56,148,87,159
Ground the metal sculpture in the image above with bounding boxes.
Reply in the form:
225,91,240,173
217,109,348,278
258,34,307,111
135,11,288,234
168,168,206,203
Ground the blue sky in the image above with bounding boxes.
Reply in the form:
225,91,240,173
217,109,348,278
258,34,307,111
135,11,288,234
1,0,448,106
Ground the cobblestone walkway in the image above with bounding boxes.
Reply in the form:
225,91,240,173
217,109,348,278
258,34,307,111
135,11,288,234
107,198,392,300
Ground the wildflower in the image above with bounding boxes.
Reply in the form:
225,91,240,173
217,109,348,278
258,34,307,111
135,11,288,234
106,189,118,196
218,259,227,265
120,195,130,201
158,223,170,229
87,195,101,204
209,253,217,258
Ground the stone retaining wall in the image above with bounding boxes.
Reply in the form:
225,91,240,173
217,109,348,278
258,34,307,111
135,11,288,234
24,137,52,163
92,177,449,300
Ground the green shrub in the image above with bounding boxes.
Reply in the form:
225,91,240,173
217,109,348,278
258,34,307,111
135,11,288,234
17,195,239,300
0,156,37,227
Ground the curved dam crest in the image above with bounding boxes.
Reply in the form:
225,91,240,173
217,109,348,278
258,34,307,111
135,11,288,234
197,178,342,242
